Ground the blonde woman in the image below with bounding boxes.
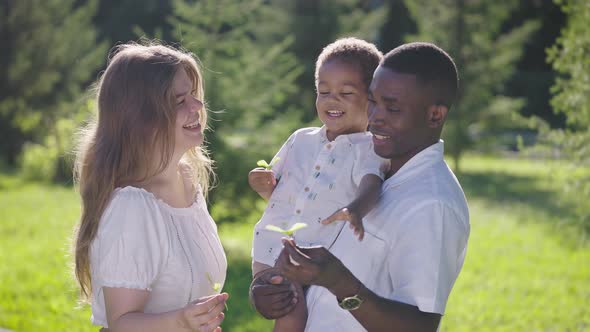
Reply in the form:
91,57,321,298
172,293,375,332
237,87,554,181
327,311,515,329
73,43,228,332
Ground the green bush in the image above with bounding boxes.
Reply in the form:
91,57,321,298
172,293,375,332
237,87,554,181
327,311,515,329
18,142,59,182
18,117,78,182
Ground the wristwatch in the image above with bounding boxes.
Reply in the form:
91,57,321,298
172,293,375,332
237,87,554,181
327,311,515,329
337,282,364,310
338,293,364,310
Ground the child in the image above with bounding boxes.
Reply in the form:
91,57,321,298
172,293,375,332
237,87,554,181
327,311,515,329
248,37,387,326
72,43,228,331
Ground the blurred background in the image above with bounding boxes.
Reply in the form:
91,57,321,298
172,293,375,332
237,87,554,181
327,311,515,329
0,0,588,331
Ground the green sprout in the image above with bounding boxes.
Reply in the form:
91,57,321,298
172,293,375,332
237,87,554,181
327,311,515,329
265,222,308,237
206,272,228,311
257,157,280,170
266,223,309,266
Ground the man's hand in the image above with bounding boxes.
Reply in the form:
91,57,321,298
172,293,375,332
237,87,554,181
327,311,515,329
272,282,308,332
250,268,298,320
276,238,354,294
248,168,277,200
322,207,365,240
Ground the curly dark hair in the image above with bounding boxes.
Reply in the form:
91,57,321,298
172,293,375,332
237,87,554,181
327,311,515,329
315,37,383,90
381,42,459,109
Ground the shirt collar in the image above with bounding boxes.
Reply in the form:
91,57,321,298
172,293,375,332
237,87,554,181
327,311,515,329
383,140,445,189
319,126,370,144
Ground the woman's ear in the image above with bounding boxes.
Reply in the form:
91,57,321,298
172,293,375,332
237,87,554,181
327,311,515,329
427,104,448,128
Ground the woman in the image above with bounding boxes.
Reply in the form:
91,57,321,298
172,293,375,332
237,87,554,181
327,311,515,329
73,42,228,332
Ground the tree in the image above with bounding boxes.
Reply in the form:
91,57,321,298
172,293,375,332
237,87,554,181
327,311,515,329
404,0,539,172
546,0,590,229
167,0,304,223
94,0,173,44
278,0,389,123
0,0,107,178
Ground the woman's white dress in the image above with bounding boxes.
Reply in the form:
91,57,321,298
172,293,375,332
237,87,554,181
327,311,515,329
89,186,227,327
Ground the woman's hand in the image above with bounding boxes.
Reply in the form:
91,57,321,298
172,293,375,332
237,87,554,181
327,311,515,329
177,293,229,332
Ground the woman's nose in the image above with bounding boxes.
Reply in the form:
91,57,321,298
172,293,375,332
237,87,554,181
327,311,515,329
189,96,203,113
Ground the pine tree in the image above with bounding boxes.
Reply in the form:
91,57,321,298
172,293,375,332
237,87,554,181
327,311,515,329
168,0,304,222
278,0,388,123
404,0,539,172
0,0,107,178
546,0,590,229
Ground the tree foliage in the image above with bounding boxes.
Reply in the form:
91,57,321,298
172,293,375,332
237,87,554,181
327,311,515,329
404,0,539,172
0,0,107,178
277,0,388,123
546,0,590,228
167,0,305,222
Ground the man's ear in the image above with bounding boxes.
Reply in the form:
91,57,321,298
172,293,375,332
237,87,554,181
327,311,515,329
426,104,448,128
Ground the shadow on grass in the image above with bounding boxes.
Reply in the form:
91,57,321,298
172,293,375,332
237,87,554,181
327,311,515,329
458,169,588,234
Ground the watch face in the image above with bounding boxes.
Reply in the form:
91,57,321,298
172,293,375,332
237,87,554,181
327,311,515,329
339,296,363,310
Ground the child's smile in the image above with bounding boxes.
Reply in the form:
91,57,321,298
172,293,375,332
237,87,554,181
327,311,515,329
326,110,344,117
316,59,369,141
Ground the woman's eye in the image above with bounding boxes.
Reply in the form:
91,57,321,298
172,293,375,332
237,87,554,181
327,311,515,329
318,91,329,95
177,99,185,105
388,108,401,113
341,92,354,95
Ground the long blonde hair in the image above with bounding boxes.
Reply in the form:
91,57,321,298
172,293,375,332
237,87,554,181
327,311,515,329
72,42,214,302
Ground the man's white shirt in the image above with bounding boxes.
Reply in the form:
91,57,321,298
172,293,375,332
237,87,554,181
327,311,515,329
305,140,470,331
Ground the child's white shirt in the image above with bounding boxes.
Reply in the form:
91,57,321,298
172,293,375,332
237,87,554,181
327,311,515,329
252,126,389,267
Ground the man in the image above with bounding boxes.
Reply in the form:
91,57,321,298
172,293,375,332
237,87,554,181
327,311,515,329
254,42,470,331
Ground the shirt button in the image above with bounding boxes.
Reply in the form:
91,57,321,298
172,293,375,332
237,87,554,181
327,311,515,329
296,209,301,214
315,165,320,170
326,144,332,149
304,187,310,192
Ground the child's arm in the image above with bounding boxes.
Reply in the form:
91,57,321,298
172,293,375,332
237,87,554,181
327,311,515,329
321,174,382,240
248,168,277,201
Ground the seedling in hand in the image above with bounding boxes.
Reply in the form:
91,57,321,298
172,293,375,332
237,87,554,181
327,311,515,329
265,222,308,237
265,222,308,266
206,272,228,311
257,157,280,170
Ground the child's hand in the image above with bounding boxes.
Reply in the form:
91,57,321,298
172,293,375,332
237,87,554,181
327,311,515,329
248,168,277,200
321,207,364,240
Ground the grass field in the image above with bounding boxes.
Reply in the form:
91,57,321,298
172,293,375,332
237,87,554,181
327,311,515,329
0,155,588,331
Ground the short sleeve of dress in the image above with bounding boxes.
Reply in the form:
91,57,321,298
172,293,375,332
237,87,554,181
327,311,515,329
90,188,169,292
352,139,390,186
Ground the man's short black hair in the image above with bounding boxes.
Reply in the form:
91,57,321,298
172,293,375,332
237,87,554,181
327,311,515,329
382,42,458,109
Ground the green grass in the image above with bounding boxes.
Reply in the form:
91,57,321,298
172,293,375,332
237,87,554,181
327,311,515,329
0,155,588,331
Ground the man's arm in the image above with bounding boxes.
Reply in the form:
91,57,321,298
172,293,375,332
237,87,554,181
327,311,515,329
277,239,441,332
324,269,440,332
